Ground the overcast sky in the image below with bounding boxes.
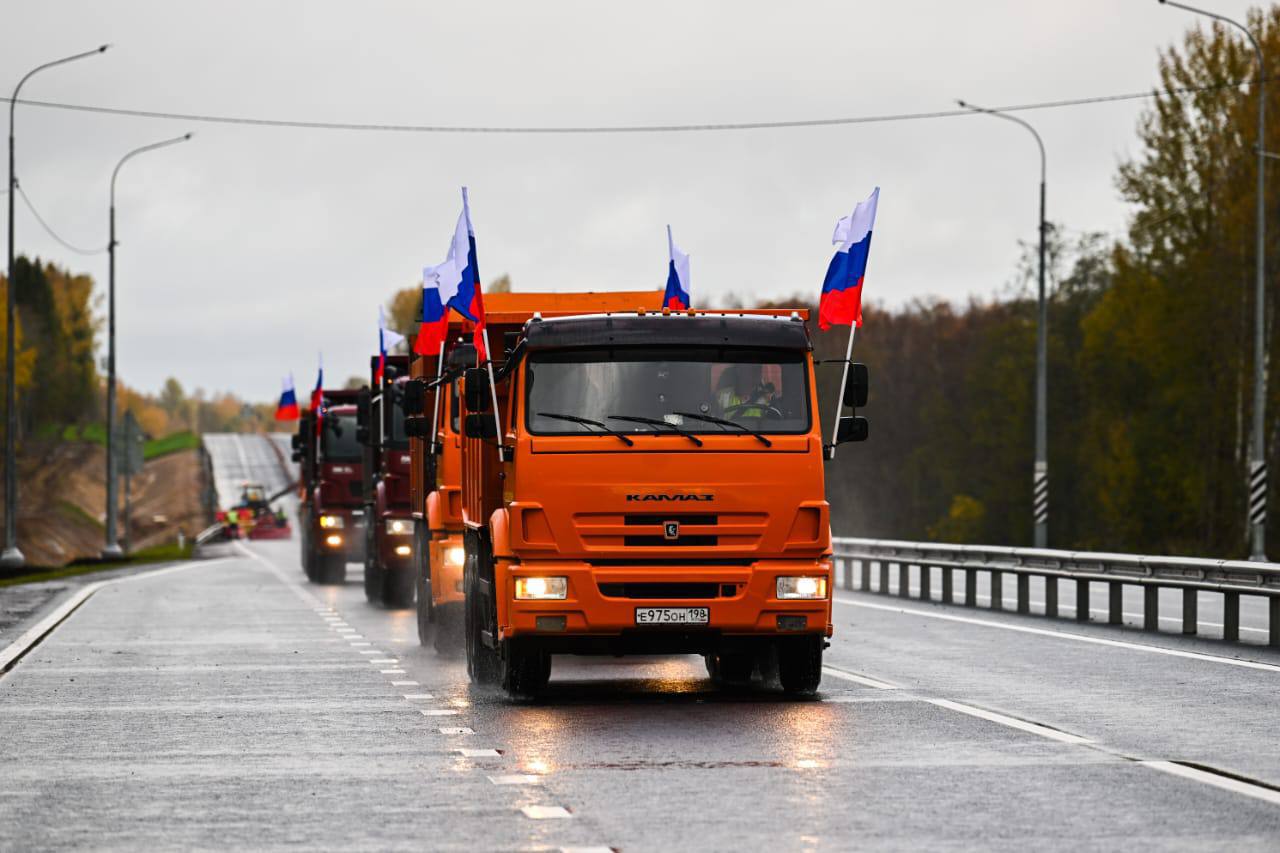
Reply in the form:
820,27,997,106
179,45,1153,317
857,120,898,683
0,1,1253,400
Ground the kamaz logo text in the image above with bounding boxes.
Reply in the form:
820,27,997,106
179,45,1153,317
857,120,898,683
626,494,714,502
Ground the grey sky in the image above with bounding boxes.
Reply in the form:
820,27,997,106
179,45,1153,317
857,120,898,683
1,1,1247,400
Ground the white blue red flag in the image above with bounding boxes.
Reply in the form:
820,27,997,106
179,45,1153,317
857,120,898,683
820,187,879,330
664,225,690,310
311,354,324,436
376,306,405,385
275,374,300,421
414,262,449,356
430,188,488,360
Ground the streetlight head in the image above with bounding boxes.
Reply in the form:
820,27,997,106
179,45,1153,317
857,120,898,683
98,44,111,53
183,132,194,140
956,99,968,108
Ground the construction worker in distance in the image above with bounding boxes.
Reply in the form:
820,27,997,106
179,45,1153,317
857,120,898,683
715,364,774,419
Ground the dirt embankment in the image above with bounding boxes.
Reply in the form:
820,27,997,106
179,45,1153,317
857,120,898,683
1,441,210,568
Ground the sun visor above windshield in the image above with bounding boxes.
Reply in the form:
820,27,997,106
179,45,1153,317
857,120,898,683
524,314,811,352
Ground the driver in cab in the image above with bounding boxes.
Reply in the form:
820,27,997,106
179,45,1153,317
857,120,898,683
715,364,775,420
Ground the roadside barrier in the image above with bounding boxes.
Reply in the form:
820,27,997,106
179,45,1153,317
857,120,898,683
831,537,1280,647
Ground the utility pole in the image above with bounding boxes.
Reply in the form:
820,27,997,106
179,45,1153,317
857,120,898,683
4,45,109,570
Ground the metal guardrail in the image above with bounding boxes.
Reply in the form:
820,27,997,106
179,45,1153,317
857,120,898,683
831,537,1280,647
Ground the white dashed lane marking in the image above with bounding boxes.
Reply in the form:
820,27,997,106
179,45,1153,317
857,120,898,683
439,727,474,734
457,748,501,757
391,680,418,686
380,669,406,675
522,805,572,820
489,775,541,785
422,709,459,717
403,693,434,700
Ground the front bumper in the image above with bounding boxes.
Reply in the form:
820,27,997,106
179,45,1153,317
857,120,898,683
496,559,832,644
378,515,416,569
314,509,365,561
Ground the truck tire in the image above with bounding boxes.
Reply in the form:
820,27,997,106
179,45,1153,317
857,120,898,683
315,552,346,585
363,524,383,604
501,639,551,702
463,532,500,684
777,636,823,697
416,574,433,645
383,569,415,609
415,521,433,645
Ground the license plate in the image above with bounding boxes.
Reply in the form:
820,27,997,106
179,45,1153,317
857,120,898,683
635,607,710,625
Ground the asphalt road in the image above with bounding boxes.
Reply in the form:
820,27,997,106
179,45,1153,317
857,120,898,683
203,432,296,510
1,538,1278,851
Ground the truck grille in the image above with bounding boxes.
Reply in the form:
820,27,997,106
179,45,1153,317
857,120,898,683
574,512,766,552
598,582,727,599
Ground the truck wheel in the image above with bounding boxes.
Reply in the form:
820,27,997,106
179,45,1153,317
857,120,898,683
316,552,347,585
463,542,500,684
777,637,823,697
383,569,415,609
501,639,551,702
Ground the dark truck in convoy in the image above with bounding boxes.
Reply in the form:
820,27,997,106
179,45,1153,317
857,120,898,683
292,389,366,584
357,354,416,608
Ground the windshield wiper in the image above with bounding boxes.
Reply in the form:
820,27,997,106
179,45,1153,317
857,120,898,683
672,411,772,447
608,414,704,447
537,412,634,446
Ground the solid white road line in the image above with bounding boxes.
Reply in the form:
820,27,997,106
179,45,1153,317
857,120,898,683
1142,761,1280,807
925,698,1092,745
821,665,897,690
834,596,1280,673
0,558,234,674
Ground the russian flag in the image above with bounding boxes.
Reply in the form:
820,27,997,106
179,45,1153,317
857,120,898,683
434,188,488,360
376,305,405,385
414,264,449,356
819,187,879,330
275,374,300,421
311,354,324,436
664,225,691,311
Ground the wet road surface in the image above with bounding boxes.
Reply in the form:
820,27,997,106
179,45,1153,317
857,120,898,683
1,537,1278,850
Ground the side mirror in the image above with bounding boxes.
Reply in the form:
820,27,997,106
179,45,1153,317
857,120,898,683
448,343,478,370
356,388,371,428
290,434,301,451
836,416,869,444
356,426,370,445
464,368,490,413
401,379,427,414
290,450,302,463
843,363,869,409
464,413,498,439
404,416,433,439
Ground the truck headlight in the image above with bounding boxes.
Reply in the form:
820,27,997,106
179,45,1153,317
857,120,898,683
776,576,828,600
319,514,344,529
385,519,412,535
444,546,465,567
515,576,567,600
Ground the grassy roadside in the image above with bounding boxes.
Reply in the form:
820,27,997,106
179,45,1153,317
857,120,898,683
0,542,195,588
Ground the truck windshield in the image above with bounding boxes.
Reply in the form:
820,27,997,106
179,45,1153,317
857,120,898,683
526,347,810,436
322,413,362,460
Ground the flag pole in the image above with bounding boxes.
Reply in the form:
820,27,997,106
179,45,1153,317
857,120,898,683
667,224,674,265
481,328,504,461
428,340,445,460
829,324,856,459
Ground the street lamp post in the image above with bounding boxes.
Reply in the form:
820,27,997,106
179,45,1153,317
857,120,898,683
102,133,192,558
4,45,109,570
958,100,1050,548
1159,1,1269,559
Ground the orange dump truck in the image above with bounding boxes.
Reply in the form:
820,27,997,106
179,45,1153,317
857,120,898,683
451,295,868,699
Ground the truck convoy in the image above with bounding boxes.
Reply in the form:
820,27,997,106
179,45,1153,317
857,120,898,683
399,292,867,699
292,389,366,584
357,355,417,608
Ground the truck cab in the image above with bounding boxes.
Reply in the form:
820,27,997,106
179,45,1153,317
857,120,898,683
459,306,864,699
358,355,416,607
293,389,366,584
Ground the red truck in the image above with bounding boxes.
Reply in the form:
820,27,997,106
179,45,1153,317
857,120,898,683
292,389,366,584
357,355,416,608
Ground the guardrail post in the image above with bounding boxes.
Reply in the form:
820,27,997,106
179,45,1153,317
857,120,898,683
1045,577,1058,618
1143,585,1159,631
1108,582,1123,625
1076,580,1089,622
842,558,854,591
878,561,889,595
920,564,931,601
898,563,910,598
942,567,954,604
1223,592,1240,642
991,571,1003,611
860,559,871,592
1269,596,1279,647
1182,589,1197,635
1017,574,1030,614
964,568,977,607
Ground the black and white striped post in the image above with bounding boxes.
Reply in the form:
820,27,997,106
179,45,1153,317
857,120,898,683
1033,462,1049,539
1250,461,1267,556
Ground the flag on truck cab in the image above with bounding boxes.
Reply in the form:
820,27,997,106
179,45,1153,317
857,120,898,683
275,374,300,421
414,263,449,356
433,188,488,360
376,305,405,385
311,354,324,437
664,225,691,310
819,187,879,330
